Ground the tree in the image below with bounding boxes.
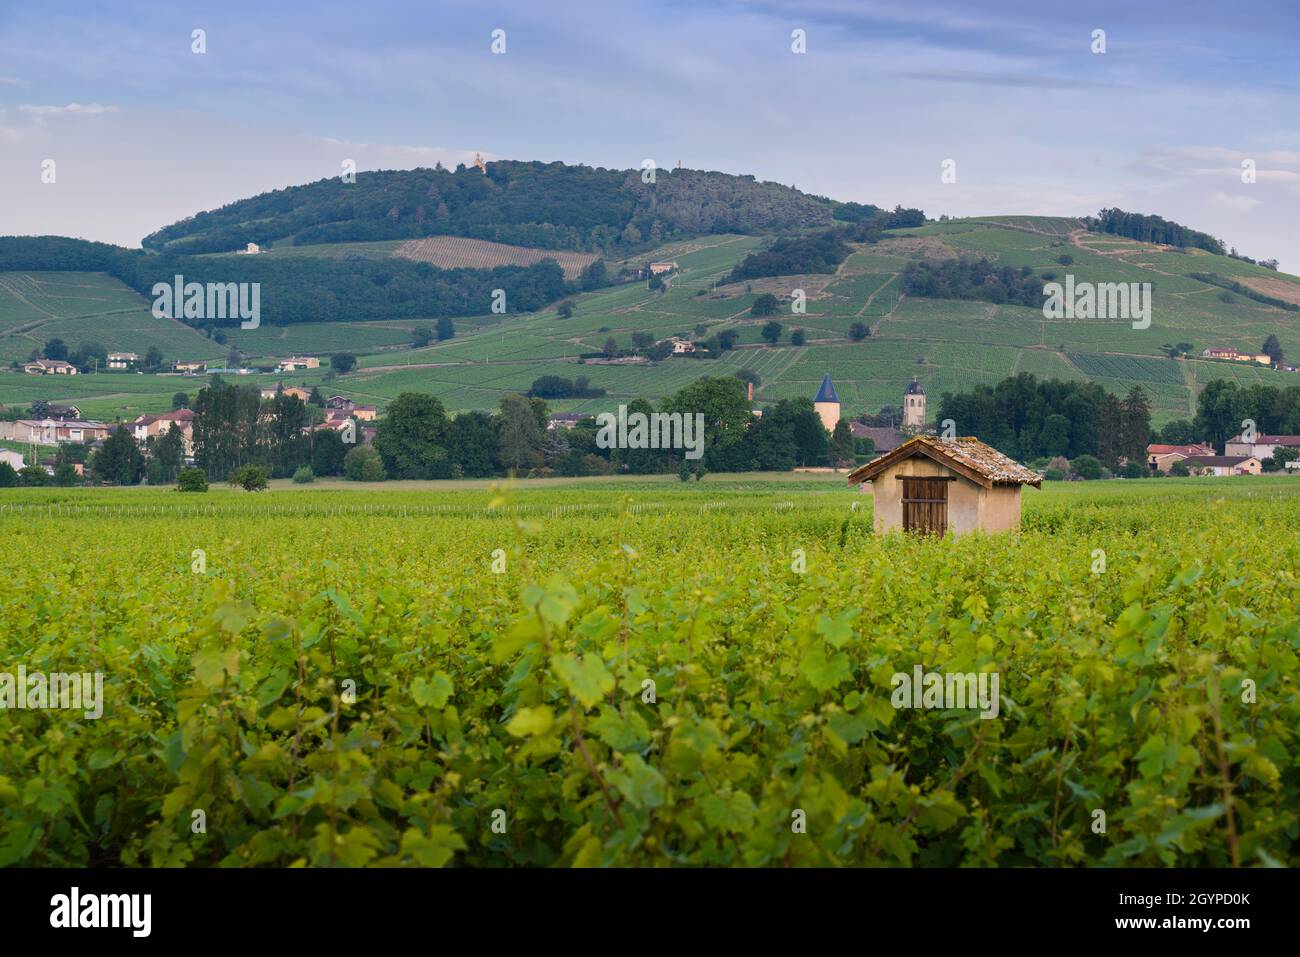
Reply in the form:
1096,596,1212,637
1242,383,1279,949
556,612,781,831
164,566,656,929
20,465,49,486
1119,386,1153,466
790,329,806,347
344,445,385,481
436,317,455,341
717,329,739,351
751,293,779,317
1071,454,1104,480
43,338,69,361
292,466,315,483
761,321,783,346
648,273,665,292
92,426,145,485
331,353,357,374
412,326,433,348
373,392,452,479
496,393,546,471
449,410,498,477
831,419,855,465
177,467,208,492
171,391,191,410
603,337,620,359
226,345,242,369
144,346,164,371
579,259,607,292
308,386,324,407
228,464,269,491
1193,379,1242,453
733,368,761,387
1157,419,1197,444
557,300,575,319
1169,460,1191,477
849,322,869,342
1262,333,1284,367
71,340,106,372
147,423,185,484
0,463,17,487
53,461,78,486
660,376,754,470
311,428,348,476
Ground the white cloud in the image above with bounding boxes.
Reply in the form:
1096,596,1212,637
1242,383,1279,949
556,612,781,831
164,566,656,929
18,103,120,116
0,76,29,87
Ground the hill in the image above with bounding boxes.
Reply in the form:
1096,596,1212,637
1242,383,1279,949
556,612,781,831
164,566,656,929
141,161,836,255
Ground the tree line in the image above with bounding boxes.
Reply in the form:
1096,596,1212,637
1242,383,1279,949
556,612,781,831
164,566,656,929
937,373,1152,468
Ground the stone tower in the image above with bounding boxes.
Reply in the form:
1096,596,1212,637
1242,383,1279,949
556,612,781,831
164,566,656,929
903,377,926,429
814,374,841,431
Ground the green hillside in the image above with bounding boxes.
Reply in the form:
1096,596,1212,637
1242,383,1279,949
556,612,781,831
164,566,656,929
3,216,1298,426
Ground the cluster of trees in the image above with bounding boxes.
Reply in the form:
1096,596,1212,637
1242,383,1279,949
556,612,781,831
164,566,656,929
937,373,1152,468
903,258,1044,307
0,237,572,326
138,162,838,257
1190,273,1299,313
1086,208,1227,254
527,375,606,399
1180,379,1300,452
726,230,853,282
725,206,926,283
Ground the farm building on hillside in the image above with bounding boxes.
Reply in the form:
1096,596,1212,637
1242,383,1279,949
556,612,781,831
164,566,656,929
1182,455,1261,476
847,435,1040,536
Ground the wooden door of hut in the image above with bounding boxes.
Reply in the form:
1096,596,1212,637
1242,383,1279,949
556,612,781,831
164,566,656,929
900,476,949,536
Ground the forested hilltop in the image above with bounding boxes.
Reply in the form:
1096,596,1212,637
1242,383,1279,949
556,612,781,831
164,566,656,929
142,161,838,256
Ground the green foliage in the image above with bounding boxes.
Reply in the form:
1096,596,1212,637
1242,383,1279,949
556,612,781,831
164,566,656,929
292,466,315,484
0,478,1296,867
228,464,270,491
343,444,386,481
331,353,357,374
751,294,779,318
177,467,209,492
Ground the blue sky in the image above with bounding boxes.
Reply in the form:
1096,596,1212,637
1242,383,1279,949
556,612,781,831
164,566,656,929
3,0,1299,269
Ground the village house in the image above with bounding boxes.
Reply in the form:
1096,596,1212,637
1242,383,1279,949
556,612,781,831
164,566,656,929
131,409,195,453
45,404,82,420
23,359,77,376
648,261,678,276
260,384,313,402
547,412,588,430
0,449,25,471
276,356,321,373
1182,454,1261,476
324,396,376,420
850,423,908,454
173,360,207,374
237,242,261,255
669,337,696,355
2,418,111,446
107,352,141,370
1200,347,1272,364
1146,442,1215,473
847,435,1041,536
1225,433,1300,461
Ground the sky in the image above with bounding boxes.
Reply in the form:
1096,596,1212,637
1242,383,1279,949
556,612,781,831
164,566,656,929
2,0,1299,270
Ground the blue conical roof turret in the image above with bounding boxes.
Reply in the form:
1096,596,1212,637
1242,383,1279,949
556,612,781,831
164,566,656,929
814,374,840,404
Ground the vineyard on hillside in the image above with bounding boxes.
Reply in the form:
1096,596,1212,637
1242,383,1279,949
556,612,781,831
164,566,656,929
395,237,600,279
0,478,1297,867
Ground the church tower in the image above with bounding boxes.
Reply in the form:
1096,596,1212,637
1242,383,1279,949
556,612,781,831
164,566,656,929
814,374,841,431
903,377,926,430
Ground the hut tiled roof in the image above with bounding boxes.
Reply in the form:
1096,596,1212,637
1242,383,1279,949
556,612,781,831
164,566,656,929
847,435,1042,488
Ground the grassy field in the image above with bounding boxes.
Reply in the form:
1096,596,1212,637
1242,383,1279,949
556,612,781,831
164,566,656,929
3,221,1300,424
1,475,1296,867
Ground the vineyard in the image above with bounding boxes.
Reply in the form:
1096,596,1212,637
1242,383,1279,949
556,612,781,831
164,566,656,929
0,476,1297,867
394,237,599,280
